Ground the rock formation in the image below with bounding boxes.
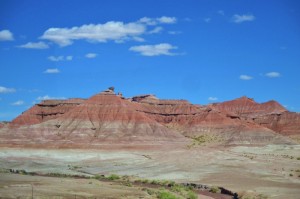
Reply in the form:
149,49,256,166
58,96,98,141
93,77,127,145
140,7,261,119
0,88,298,148
212,96,300,136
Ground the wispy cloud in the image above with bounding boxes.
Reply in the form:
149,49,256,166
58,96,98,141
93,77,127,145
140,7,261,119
0,86,16,93
204,18,211,23
11,100,24,106
37,95,65,101
139,16,177,26
218,10,225,16
129,43,178,56
66,56,73,61
48,55,73,61
148,26,163,34
239,75,253,80
40,22,146,47
208,97,218,101
232,14,255,23
168,31,181,35
265,72,281,78
48,56,64,61
37,17,177,47
157,16,177,24
85,53,97,58
43,68,60,74
0,30,14,41
18,41,49,49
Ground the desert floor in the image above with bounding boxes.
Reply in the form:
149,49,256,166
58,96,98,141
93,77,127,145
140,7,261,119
0,144,299,198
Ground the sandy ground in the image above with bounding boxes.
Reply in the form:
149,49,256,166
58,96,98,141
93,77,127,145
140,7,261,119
0,144,299,198
0,173,155,199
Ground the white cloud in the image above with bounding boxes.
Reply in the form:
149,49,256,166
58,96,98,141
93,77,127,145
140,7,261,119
48,56,64,61
44,68,60,74
129,43,178,56
157,16,177,24
265,72,281,78
218,10,225,16
40,22,146,47
11,100,24,106
0,86,16,93
208,97,218,101
85,53,97,58
138,16,177,26
48,55,72,61
37,95,65,101
132,36,145,42
168,31,181,35
0,30,14,41
239,75,253,80
148,26,163,34
66,56,73,61
204,18,211,23
18,41,49,49
232,14,255,23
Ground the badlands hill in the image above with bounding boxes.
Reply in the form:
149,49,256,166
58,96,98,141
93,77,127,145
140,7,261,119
0,87,299,148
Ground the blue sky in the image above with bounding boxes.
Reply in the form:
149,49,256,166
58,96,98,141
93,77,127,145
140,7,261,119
0,0,299,121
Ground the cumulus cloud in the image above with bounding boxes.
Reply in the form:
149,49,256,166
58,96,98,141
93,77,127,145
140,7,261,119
232,14,255,23
129,43,178,56
0,30,14,41
11,100,24,106
265,72,281,78
40,22,146,47
239,75,253,80
48,55,72,61
0,86,16,93
43,68,60,74
85,53,97,58
18,41,49,49
208,97,218,101
37,95,65,101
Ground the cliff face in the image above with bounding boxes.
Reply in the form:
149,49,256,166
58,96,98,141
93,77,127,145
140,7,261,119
0,89,297,147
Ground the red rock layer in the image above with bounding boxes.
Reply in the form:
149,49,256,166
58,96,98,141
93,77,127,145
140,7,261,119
212,96,287,118
0,90,187,147
10,98,85,127
0,90,297,147
212,97,300,135
128,95,286,145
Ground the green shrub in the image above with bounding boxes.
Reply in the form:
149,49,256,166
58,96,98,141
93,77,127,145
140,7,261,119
94,174,104,179
157,190,179,199
122,181,132,187
145,188,155,195
210,186,221,193
187,190,197,199
107,174,120,180
151,179,160,185
141,179,149,183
